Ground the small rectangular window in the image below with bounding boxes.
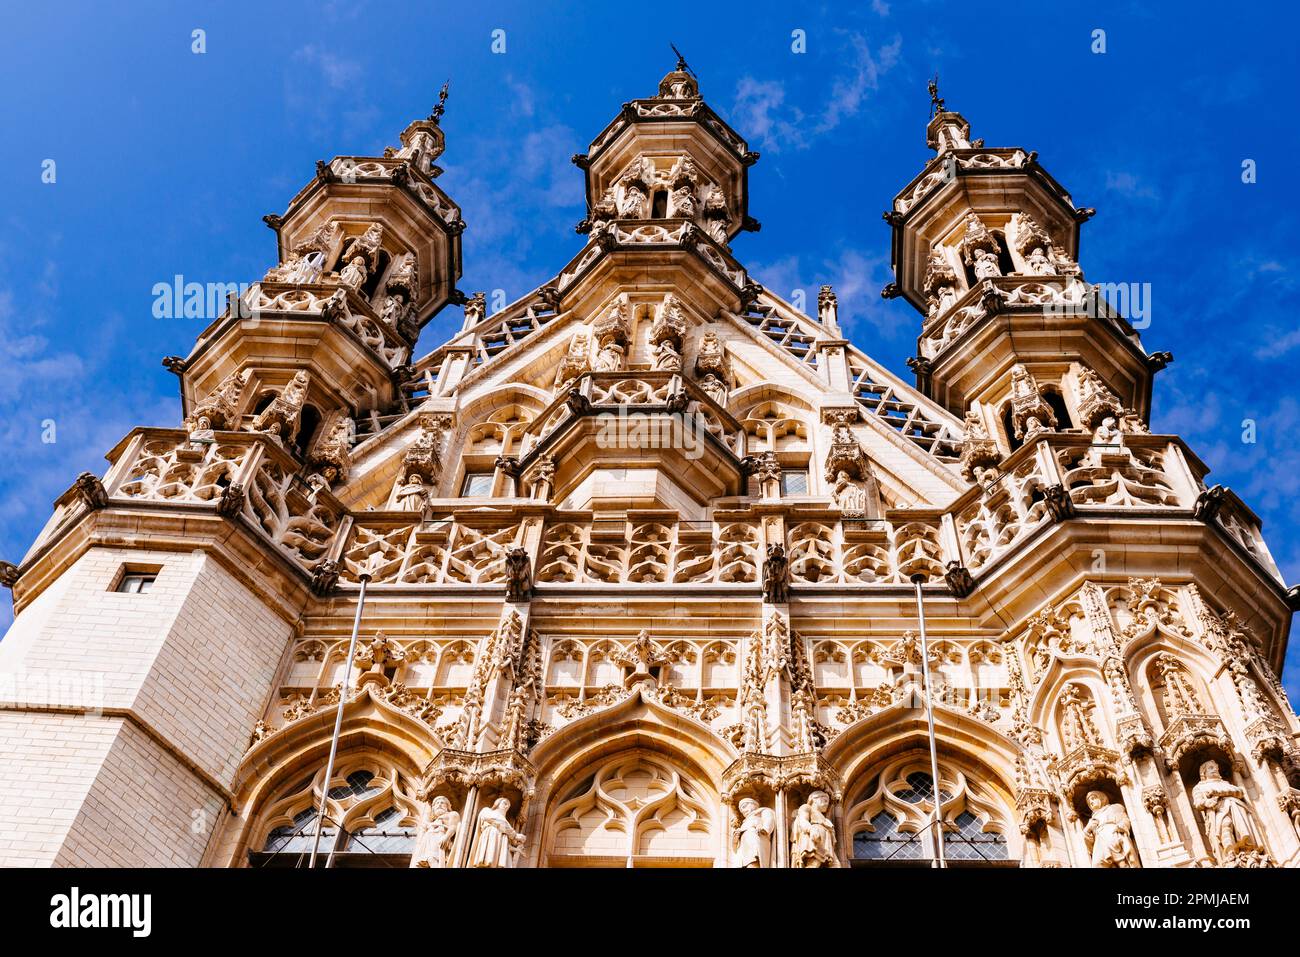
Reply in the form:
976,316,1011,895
779,469,808,496
460,473,494,497
115,573,156,594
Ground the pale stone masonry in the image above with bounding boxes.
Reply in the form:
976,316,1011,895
2,65,1298,869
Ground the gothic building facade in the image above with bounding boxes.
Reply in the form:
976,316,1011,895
2,65,1298,869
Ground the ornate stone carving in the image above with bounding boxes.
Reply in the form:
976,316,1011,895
762,543,790,603
1083,791,1140,867
1076,367,1124,429
73,472,108,510
960,409,1001,483
505,546,532,602
309,559,341,596
410,795,459,869
1009,364,1056,439
308,412,355,485
555,332,591,389
251,370,310,444
467,797,524,868
790,790,838,868
733,798,776,868
1193,761,1271,867
189,369,251,434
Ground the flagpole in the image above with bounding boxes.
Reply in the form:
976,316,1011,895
911,572,946,869
308,572,371,868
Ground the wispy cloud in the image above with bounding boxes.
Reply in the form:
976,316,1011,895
733,31,903,153
752,247,907,340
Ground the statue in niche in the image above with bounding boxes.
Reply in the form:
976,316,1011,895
670,185,696,218
762,543,790,604
1083,790,1140,868
618,185,647,219
934,284,957,317
394,473,428,512
698,373,728,406
733,798,776,868
381,294,409,329
593,339,626,373
790,790,838,868
410,795,460,869
831,470,866,513
1025,246,1056,276
338,256,368,291
467,797,524,868
1092,415,1124,449
653,338,682,372
973,248,1001,280
1192,761,1265,865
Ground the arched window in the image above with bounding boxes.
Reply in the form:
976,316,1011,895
251,760,420,868
846,758,1014,867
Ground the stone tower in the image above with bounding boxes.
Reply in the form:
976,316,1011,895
2,67,1298,869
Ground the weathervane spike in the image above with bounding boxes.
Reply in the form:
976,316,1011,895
430,79,450,123
928,73,945,119
670,42,695,77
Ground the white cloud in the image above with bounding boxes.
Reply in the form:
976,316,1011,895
292,45,361,91
735,32,902,152
751,248,907,340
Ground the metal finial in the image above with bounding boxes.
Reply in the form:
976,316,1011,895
429,80,450,123
670,42,695,77
928,73,945,118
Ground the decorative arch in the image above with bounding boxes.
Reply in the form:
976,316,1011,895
844,752,1016,865
527,687,735,867
827,706,1021,865
224,684,441,866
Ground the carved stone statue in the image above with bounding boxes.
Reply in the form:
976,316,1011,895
653,338,682,372
467,797,524,868
618,186,647,219
1092,415,1123,449
392,474,427,512
341,222,383,270
1082,790,1139,868
555,333,591,388
381,294,410,330
790,790,837,867
831,470,866,513
189,368,250,434
1025,246,1056,276
338,256,368,290
505,545,532,602
410,795,460,868
698,373,728,406
670,185,695,218
762,543,790,604
593,339,625,373
733,798,776,868
973,248,1001,280
1192,761,1265,865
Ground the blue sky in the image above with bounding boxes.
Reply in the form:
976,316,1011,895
1,1,1296,688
